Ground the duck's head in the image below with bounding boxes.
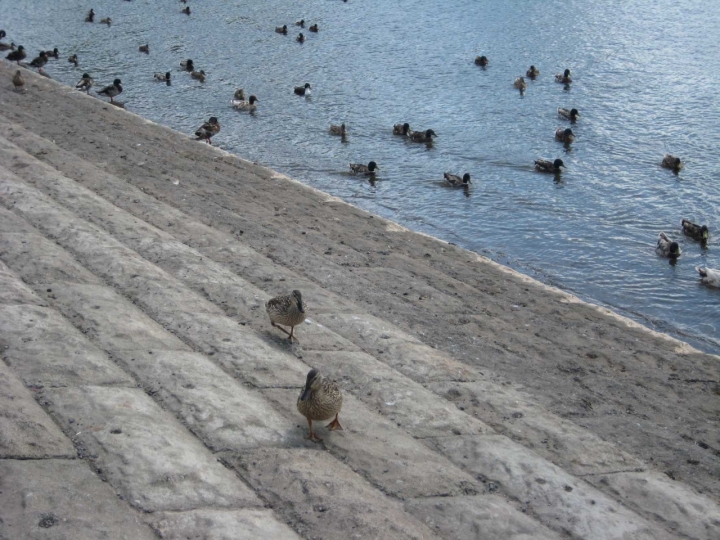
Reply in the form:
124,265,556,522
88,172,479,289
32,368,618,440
17,45,24,52
0,30,6,40
425,129,437,138
402,122,410,134
52,48,59,55
292,289,304,313
246,95,258,104
462,173,472,184
553,159,565,170
165,72,171,80
564,128,574,137
368,161,379,172
283,25,287,30
208,116,218,124
304,83,311,89
81,72,90,79
701,225,709,240
570,108,579,118
564,68,571,77
340,123,346,132
669,242,681,257
300,368,321,401
113,78,122,86
187,59,194,67
674,157,682,168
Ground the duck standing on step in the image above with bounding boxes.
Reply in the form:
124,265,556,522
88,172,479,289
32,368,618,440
29,51,48,73
12,70,24,92
76,73,94,93
97,78,122,102
297,368,343,442
6,45,26,65
194,116,220,144
266,290,306,342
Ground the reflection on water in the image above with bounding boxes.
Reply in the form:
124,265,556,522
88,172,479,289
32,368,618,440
4,0,720,353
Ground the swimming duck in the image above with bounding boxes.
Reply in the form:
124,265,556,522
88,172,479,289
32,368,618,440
6,45,26,65
139,44,149,54
97,78,122,102
696,267,720,287
474,55,488,66
681,219,709,241
266,289,306,342
294,83,311,96
349,161,379,175
295,19,305,27
661,154,682,171
100,17,112,26
526,65,540,78
191,69,206,82
558,107,580,121
68,54,78,66
154,72,171,83
514,77,527,92
297,368,343,442
309,24,319,32
29,51,48,72
534,158,565,173
656,232,681,258
43,48,59,59
234,88,246,100
194,116,220,144
180,59,194,71
275,25,288,34
393,122,410,136
231,95,259,112
297,33,306,43
76,73,94,93
85,9,95,22
444,172,472,187
329,123,347,136
12,70,24,92
555,69,572,83
408,128,437,143
0,41,15,52
555,128,575,143
181,7,191,15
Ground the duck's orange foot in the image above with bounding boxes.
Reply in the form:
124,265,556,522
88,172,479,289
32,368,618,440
326,415,343,431
305,431,323,443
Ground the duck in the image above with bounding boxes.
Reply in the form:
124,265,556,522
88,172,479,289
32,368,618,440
275,25,288,35
97,78,123,102
0,30,5,40
393,122,410,136
444,172,471,187
558,107,580,121
696,267,720,287
6,45,26,65
0,41,15,52
231,95,259,112
76,73,94,93
12,70,24,92
329,123,347,136
29,51,48,72
294,83,311,96
266,290,306,342
526,65,540,78
656,232,681,258
555,69,572,83
534,158,565,173
154,71,171,83
681,219,709,241
296,32,306,43
68,54,78,66
180,59,194,71
514,77,527,92
474,55,488,66
234,88,246,101
42,48,59,59
139,43,149,54
295,19,305,27
555,127,575,143
85,9,95,22
309,24,319,32
408,128,437,143
349,161,379,175
100,17,112,26
297,368,343,442
661,154,682,171
181,7,191,15
194,116,220,144
191,69,206,82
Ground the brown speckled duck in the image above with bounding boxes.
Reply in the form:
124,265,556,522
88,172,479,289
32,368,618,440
266,290,306,342
297,368,343,442
194,116,220,144
349,161,379,175
681,219,709,241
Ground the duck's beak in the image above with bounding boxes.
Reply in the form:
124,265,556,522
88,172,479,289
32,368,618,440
703,231,709,240
300,384,312,402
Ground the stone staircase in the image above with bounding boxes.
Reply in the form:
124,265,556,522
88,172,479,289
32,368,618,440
1,64,719,539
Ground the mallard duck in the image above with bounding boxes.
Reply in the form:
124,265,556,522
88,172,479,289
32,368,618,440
97,78,123,102
68,54,78,66
329,123,347,136
558,107,579,121
534,158,565,173
349,161,379,175
444,172,471,187
294,82,311,96
474,55,488,66
555,69,572,83
393,122,410,136
234,88,246,100
12,70,24,92
194,116,220,144
154,71,171,83
697,267,720,287
275,25,288,34
43,48,59,59
181,7,191,15
180,59,194,71
656,232,681,258
76,73,94,93
139,44,149,54
296,32,306,43
85,9,95,22
266,290,305,342
681,219,709,241
514,77,527,91
408,128,437,143
0,41,15,52
526,65,540,78
555,128,575,143
295,19,305,27
191,69,206,82
6,45,25,64
661,154,682,171
309,24,319,32
29,51,48,72
100,17,112,26
297,368,343,442
231,95,259,112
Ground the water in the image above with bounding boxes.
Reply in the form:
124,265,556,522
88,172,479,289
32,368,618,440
4,0,720,353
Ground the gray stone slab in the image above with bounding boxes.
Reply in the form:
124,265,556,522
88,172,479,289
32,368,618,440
0,459,157,540
113,349,298,451
588,471,720,540
0,205,36,233
0,359,74,458
225,448,441,540
428,435,674,540
430,380,644,476
0,259,46,305
47,283,191,353
317,312,477,382
0,304,133,387
261,388,481,499
148,509,302,540
0,232,102,285
405,495,564,540
301,351,490,438
44,385,261,512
